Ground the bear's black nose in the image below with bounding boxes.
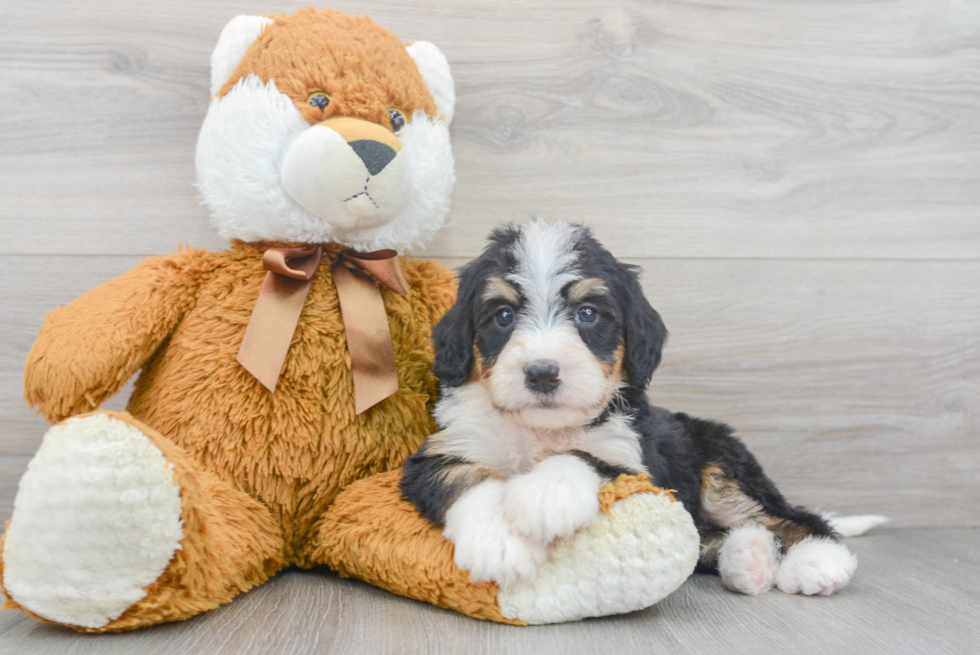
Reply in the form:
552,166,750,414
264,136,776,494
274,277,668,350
348,139,396,176
524,360,561,394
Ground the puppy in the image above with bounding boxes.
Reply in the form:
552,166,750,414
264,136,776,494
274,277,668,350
402,219,872,595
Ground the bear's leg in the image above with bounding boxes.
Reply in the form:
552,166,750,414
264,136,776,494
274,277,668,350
310,470,700,625
0,411,284,632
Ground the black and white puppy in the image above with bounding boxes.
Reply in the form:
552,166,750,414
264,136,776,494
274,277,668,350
402,219,868,595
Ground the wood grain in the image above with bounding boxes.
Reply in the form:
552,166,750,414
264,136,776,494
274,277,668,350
0,529,977,654
1,0,979,648
2,255,976,529
0,0,977,258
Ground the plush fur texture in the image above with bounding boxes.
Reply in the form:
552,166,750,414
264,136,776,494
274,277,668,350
315,470,697,625
1,411,284,632
402,219,879,595
2,413,184,628
496,482,699,624
3,244,456,630
315,470,525,626
21,244,454,556
406,41,456,123
197,8,455,252
1,8,461,631
209,15,274,97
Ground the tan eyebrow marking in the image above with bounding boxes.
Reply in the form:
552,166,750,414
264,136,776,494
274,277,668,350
567,277,609,304
482,277,520,305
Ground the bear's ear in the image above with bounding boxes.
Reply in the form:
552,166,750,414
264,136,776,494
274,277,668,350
406,41,455,124
210,15,274,97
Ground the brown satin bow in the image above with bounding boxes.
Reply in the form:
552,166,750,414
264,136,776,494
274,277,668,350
236,244,409,414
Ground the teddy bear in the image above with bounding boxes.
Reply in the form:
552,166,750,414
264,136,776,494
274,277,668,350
0,8,699,632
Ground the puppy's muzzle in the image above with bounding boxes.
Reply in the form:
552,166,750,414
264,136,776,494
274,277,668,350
524,359,561,394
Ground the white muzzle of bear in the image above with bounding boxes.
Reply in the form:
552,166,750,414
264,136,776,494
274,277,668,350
281,117,412,231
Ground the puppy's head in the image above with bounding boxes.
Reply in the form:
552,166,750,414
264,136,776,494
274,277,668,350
434,220,667,430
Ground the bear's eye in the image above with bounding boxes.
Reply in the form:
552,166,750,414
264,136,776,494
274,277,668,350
388,109,406,134
308,93,330,111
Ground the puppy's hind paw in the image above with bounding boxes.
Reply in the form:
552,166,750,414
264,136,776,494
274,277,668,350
776,536,857,596
444,479,547,587
718,524,779,595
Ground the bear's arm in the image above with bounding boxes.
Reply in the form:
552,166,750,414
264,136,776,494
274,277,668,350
24,250,217,422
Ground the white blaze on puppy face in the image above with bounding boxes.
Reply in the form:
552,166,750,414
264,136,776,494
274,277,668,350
486,324,610,429
479,221,622,430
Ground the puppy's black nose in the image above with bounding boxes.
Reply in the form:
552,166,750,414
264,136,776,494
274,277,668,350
348,139,397,176
524,360,561,394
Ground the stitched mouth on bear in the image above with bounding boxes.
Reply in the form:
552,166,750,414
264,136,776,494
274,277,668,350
280,120,411,230
343,177,379,209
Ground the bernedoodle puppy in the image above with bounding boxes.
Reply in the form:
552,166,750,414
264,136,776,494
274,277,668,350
402,219,885,595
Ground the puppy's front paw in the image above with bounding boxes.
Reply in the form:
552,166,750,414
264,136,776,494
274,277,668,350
776,536,857,596
444,479,547,587
503,455,603,544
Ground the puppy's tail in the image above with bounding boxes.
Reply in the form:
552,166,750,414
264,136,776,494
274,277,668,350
822,513,890,537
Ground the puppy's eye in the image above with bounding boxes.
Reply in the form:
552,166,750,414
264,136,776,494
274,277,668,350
388,108,406,134
308,93,331,111
575,306,598,325
495,307,516,328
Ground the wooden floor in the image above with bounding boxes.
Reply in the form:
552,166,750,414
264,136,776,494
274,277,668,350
1,529,978,655
1,0,978,650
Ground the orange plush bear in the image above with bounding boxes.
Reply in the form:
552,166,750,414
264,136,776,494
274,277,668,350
1,8,457,631
1,8,698,631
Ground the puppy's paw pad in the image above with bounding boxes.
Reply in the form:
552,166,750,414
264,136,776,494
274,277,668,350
776,537,857,596
718,524,778,595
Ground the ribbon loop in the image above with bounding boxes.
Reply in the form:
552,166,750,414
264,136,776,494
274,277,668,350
343,249,410,296
237,245,408,414
262,245,323,280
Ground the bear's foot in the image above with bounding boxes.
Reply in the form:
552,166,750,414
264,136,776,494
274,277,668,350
1,413,184,629
496,479,700,624
2,411,285,632
315,471,700,625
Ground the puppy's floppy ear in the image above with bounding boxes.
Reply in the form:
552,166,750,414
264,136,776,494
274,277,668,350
618,263,668,389
432,263,481,387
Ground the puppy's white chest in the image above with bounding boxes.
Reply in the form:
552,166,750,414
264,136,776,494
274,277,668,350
503,427,586,474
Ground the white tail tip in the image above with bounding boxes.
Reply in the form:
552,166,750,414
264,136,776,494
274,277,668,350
823,513,890,537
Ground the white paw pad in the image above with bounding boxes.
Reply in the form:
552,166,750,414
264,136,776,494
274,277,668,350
718,524,779,595
776,536,857,596
444,479,547,587
1,414,184,628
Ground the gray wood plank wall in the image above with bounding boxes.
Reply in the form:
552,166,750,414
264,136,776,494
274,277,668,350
1,0,978,530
